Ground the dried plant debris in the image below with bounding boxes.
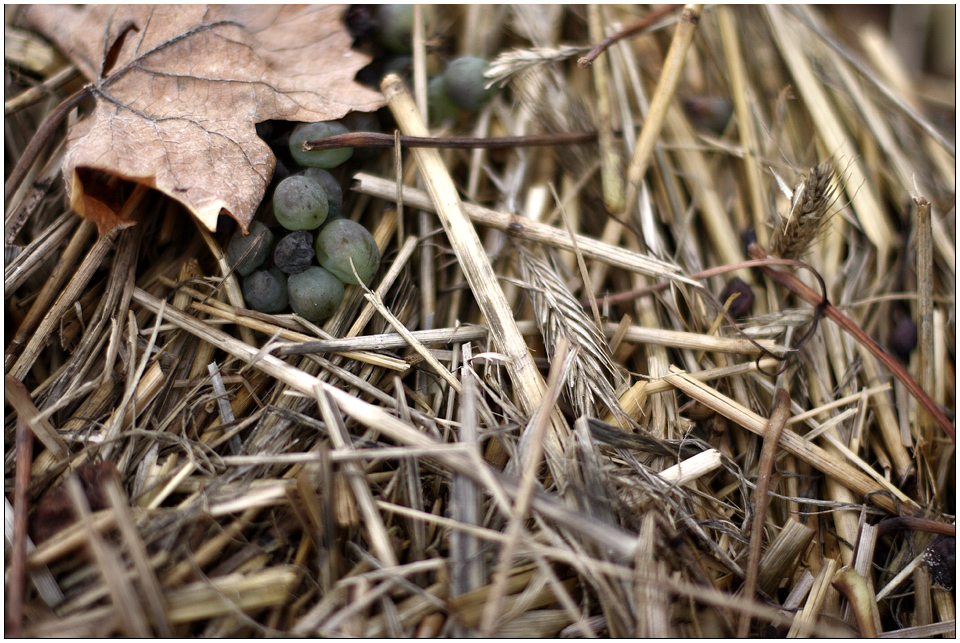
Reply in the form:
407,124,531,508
923,535,956,591
4,4,955,638
517,246,622,418
770,162,837,260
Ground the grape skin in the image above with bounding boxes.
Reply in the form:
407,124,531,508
227,220,274,276
288,266,345,323
428,75,460,122
299,168,343,212
444,56,494,112
242,267,288,313
289,122,353,169
314,219,381,286
273,175,329,231
375,4,413,54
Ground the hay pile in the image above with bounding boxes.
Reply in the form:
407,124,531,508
5,5,955,637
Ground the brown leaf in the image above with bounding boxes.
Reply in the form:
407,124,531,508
20,5,384,234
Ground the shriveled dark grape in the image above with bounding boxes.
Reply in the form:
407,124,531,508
273,175,329,231
242,267,288,314
289,121,353,169
890,317,918,360
273,230,315,275
227,220,274,276
288,266,345,323
719,278,754,319
314,219,381,286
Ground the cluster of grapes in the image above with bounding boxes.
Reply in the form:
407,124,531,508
227,121,380,324
356,5,497,121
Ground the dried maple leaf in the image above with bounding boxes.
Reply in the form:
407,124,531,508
19,5,384,234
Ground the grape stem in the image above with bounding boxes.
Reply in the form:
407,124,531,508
303,130,600,151
577,4,681,68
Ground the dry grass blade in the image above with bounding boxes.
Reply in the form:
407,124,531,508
486,45,589,88
66,474,151,637
621,3,703,215
381,72,572,484
353,172,697,285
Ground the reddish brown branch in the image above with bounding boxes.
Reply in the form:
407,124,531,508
594,257,819,307
738,389,791,638
747,243,954,441
304,130,599,151
577,4,681,68
8,416,35,637
876,516,956,538
593,248,954,441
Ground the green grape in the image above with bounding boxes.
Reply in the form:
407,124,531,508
298,168,343,212
427,75,460,122
444,56,495,112
375,4,413,54
288,266,345,323
242,267,288,313
289,121,353,169
324,203,345,223
273,175,329,231
382,55,413,79
227,220,274,276
314,219,381,286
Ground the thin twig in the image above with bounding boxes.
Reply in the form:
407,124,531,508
304,130,600,151
577,5,680,67
8,416,35,638
748,243,954,441
4,85,91,204
738,389,792,637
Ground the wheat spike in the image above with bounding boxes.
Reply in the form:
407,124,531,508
517,247,622,418
485,45,588,89
771,162,836,259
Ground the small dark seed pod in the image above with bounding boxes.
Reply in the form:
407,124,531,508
889,317,918,360
274,230,315,275
683,95,733,134
740,228,758,256
923,535,955,591
720,277,755,319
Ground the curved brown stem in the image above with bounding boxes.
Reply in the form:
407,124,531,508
577,4,681,68
876,516,956,538
747,243,954,441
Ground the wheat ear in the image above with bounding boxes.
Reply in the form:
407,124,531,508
771,162,836,259
517,246,622,418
